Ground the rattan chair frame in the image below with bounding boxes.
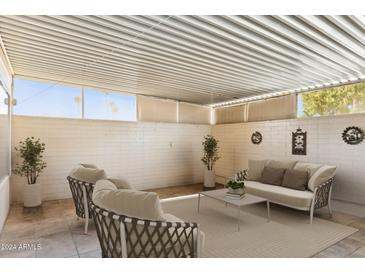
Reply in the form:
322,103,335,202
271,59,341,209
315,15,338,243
67,176,95,234
90,202,201,258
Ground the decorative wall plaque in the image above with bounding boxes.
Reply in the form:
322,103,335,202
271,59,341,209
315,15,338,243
251,131,262,144
342,126,364,145
292,128,307,155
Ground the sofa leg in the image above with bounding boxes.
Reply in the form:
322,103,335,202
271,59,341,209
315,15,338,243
310,209,314,224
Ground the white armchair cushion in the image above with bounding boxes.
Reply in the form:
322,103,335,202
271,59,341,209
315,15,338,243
93,179,165,221
307,165,336,191
69,165,107,183
107,177,133,189
79,163,98,169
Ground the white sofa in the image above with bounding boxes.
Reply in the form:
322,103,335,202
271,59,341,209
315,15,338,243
91,179,204,258
241,159,336,223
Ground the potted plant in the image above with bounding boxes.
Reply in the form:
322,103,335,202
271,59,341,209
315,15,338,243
13,137,47,207
226,169,248,195
227,181,245,195
201,135,220,190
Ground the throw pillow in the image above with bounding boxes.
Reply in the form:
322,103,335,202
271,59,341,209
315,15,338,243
247,159,267,181
260,166,286,186
282,169,308,191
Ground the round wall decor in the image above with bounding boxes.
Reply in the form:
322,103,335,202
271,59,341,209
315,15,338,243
342,126,364,145
251,131,262,144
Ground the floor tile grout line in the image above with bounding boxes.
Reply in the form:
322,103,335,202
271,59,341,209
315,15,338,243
67,217,81,258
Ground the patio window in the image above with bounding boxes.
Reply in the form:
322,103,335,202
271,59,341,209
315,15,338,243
14,78,82,118
13,78,137,122
84,89,136,121
298,82,365,117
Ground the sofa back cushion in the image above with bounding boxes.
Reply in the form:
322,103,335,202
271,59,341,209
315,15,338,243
307,165,336,191
293,162,322,179
261,166,286,186
247,159,267,181
282,169,308,191
69,165,107,183
266,160,297,170
92,179,165,221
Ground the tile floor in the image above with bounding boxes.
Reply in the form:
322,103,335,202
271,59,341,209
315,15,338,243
0,183,364,258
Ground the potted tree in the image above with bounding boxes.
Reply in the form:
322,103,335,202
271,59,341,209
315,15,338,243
13,137,47,207
201,135,220,190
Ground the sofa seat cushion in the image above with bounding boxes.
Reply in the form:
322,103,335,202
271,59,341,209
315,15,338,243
245,181,314,210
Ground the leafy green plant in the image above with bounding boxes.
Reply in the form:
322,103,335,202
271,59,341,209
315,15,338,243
201,135,220,170
301,82,365,117
13,137,47,185
227,180,245,189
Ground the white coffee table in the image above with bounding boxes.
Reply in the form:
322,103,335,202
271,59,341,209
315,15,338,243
197,188,270,231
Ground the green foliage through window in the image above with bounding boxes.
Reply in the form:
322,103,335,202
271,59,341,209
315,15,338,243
298,82,365,117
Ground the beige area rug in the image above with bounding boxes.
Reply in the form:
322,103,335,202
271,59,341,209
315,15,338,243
161,195,357,258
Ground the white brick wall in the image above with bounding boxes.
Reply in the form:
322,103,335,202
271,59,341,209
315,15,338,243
11,116,210,203
11,113,365,206
212,113,365,205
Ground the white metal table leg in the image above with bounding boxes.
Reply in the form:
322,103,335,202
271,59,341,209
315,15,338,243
197,193,201,213
237,206,241,232
267,200,271,221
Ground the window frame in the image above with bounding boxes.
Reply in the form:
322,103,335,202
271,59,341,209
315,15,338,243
12,76,137,122
296,81,365,119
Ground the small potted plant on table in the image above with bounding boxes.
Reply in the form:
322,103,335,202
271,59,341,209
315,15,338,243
13,137,47,207
226,170,248,198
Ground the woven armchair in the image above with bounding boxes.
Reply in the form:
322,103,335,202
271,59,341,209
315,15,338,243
67,176,95,234
67,164,107,233
90,202,201,258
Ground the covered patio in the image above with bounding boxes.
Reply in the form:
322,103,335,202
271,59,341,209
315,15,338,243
1,15,365,259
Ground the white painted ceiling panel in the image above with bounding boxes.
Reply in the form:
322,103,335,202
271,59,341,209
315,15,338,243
0,15,364,105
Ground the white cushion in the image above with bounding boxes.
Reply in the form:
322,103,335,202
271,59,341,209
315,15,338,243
107,177,133,189
69,165,107,183
79,163,98,169
247,159,267,181
93,179,165,221
307,165,336,191
245,180,314,210
266,160,297,170
293,162,322,179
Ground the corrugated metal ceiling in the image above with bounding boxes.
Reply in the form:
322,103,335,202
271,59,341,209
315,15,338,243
0,15,364,105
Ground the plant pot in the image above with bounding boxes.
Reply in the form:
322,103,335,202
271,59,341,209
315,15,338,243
204,170,216,190
23,183,42,207
228,187,245,195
